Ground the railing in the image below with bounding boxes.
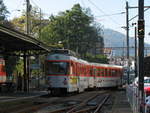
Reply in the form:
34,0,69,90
126,84,148,113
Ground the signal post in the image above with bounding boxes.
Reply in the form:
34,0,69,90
138,0,145,113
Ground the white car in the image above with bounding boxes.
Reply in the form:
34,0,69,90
133,77,150,87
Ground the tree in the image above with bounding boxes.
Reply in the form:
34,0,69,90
0,0,9,22
10,6,48,37
10,15,26,32
85,53,108,63
12,59,24,91
40,4,104,58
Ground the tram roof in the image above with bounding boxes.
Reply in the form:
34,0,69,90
0,24,50,52
50,49,78,57
90,62,123,68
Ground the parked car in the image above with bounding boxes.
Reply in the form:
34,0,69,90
132,77,150,95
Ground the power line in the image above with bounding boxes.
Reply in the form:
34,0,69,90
87,0,122,26
13,0,24,12
129,7,150,22
88,0,106,15
30,0,40,9
95,12,125,17
30,0,51,18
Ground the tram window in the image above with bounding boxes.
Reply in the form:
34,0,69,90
84,67,86,75
106,69,108,76
104,69,106,76
74,63,77,75
76,64,79,75
46,61,69,75
107,69,109,76
0,65,2,72
93,68,97,76
100,68,102,76
103,69,105,76
101,68,104,76
90,68,93,76
117,70,119,76
72,63,76,75
106,69,109,76
1,66,5,72
100,68,103,76
112,70,116,76
98,69,100,76
102,69,105,76
109,69,111,76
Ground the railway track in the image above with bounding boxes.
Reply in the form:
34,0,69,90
48,92,110,113
0,90,113,113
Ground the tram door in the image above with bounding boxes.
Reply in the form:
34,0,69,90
93,68,97,87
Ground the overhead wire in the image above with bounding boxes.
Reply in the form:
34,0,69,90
95,12,125,17
30,0,40,9
87,0,124,26
30,0,51,18
14,0,24,11
129,7,150,22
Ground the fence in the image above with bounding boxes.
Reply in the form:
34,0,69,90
126,84,148,113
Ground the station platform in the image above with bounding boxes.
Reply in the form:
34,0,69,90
111,90,133,113
0,90,48,97
0,91,48,103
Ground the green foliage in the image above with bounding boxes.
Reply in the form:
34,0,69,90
85,53,108,64
10,6,47,37
0,0,9,22
40,4,104,57
13,59,24,76
11,15,26,32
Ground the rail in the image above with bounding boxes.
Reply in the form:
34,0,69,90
67,93,109,113
48,92,110,113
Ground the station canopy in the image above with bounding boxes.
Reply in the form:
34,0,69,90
0,24,50,55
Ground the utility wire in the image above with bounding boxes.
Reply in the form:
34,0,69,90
30,0,41,9
129,7,150,22
30,0,51,18
95,12,125,17
88,0,106,15
87,0,122,26
14,0,24,12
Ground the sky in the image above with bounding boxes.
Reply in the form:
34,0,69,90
3,0,150,44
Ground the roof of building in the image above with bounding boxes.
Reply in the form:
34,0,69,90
0,24,50,53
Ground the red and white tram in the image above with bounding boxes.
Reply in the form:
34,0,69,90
45,49,123,95
0,58,6,84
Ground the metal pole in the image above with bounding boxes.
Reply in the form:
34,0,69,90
26,0,31,92
138,0,145,113
135,26,137,78
126,1,130,84
23,51,27,92
39,8,41,39
37,56,40,89
26,0,30,35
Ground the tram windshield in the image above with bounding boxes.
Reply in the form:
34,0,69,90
46,61,69,75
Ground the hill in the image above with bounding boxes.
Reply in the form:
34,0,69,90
103,29,150,56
